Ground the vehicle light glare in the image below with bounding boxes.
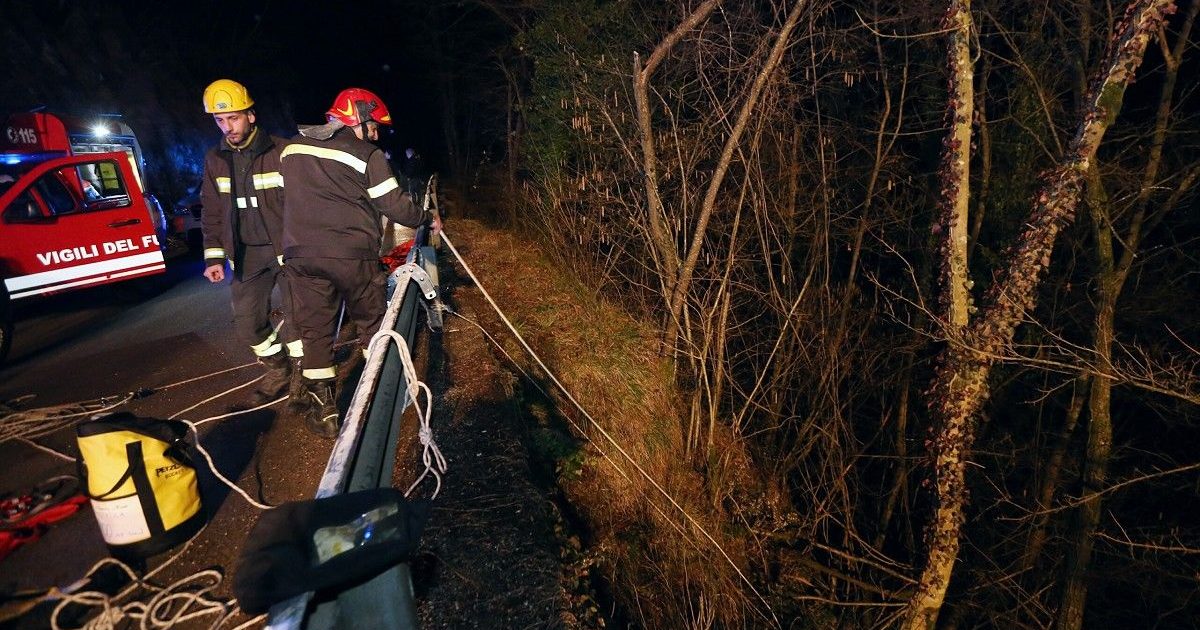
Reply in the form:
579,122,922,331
91,124,110,137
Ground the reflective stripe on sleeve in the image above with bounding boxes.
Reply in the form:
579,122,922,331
367,177,399,199
286,340,304,357
204,248,226,259
253,172,284,189
280,144,367,174
215,177,232,193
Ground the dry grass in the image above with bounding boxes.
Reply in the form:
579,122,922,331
442,212,770,627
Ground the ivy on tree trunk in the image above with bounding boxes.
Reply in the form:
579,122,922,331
903,1,1177,628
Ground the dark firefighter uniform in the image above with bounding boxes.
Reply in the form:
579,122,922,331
279,126,426,430
200,127,302,379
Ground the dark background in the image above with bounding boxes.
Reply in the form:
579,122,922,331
0,0,498,206
4,1,1199,627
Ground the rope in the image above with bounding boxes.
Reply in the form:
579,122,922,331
0,362,262,446
189,395,288,428
15,436,77,462
439,230,779,625
170,380,283,511
182,418,273,511
166,375,283,511
167,376,264,420
153,362,260,392
445,306,714,558
364,328,446,499
48,551,265,630
0,394,135,443
31,372,278,629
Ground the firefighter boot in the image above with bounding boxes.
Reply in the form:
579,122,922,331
286,357,306,414
302,379,340,439
249,352,292,406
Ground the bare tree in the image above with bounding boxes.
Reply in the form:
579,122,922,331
903,2,1177,628
1057,4,1200,627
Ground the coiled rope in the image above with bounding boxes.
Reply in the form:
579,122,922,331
0,362,262,446
48,549,265,630
7,365,279,629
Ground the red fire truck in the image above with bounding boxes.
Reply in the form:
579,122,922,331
0,112,169,364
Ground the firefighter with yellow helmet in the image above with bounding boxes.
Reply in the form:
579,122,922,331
200,79,302,407
279,87,438,437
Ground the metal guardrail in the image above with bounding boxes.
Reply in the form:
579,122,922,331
266,181,442,630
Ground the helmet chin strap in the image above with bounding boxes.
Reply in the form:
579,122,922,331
355,100,376,142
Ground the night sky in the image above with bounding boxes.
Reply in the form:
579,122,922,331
211,1,438,145
0,0,504,201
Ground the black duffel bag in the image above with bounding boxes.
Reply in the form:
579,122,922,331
233,488,429,614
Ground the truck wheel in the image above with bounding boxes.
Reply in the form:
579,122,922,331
0,287,12,366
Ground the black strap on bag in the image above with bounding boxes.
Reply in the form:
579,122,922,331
88,448,137,501
126,442,166,535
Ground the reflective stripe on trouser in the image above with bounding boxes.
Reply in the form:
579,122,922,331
284,256,386,377
302,367,336,380
250,330,282,357
230,244,297,357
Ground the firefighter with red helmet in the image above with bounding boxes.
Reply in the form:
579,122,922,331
280,87,439,437
200,79,302,406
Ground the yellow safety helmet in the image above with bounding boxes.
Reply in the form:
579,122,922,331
203,79,254,113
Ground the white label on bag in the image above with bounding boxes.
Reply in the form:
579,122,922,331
91,496,151,545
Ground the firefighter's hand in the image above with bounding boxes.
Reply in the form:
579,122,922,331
204,264,225,283
430,214,443,237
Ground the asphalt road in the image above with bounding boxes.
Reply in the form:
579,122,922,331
1,225,585,627
2,254,235,402
0,253,334,627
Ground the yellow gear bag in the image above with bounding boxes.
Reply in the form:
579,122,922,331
76,413,205,558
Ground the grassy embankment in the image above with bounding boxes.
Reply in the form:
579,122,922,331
439,185,777,627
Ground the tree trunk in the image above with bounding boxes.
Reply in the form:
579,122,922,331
1021,375,1090,574
1058,6,1196,626
904,1,976,624
942,0,974,330
1057,286,1114,630
632,0,719,328
902,3,1175,628
498,53,529,223
665,0,809,351
967,60,990,262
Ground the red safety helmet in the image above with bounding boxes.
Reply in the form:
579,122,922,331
326,87,392,126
